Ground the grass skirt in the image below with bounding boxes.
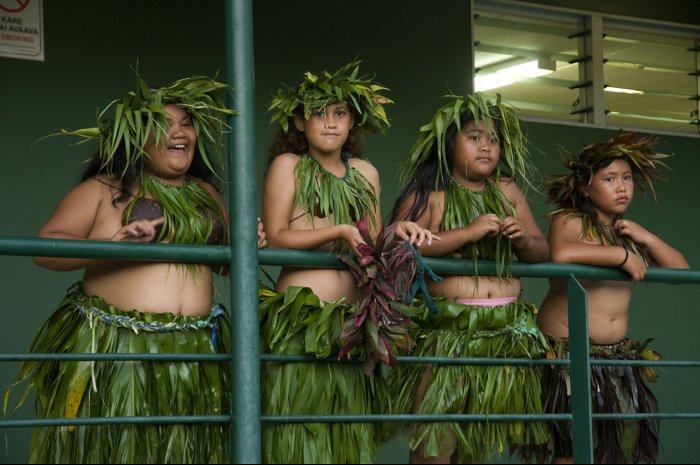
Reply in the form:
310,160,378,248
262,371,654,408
4,282,231,464
390,296,550,463
259,286,381,464
541,337,660,463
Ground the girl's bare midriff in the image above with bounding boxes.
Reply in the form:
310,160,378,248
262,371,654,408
428,274,521,301
276,206,361,304
537,277,632,344
276,267,360,304
72,178,218,318
83,262,215,317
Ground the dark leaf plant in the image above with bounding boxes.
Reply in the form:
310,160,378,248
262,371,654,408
337,220,419,376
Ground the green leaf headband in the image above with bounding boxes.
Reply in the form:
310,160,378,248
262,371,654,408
398,92,534,190
267,58,393,134
545,131,670,209
54,71,236,178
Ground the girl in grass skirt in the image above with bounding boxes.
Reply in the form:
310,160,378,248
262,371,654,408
5,71,265,463
389,93,551,463
261,59,436,464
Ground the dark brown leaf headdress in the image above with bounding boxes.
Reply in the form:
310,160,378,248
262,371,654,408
545,131,671,211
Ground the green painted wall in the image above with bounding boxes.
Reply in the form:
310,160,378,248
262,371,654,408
1,1,698,463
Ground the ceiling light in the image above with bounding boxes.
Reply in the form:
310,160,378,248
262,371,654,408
605,86,644,95
499,59,555,78
475,74,515,92
474,58,555,92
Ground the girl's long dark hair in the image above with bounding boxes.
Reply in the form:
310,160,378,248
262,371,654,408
390,114,471,223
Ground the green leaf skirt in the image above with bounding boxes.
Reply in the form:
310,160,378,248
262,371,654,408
388,296,550,463
5,282,231,464
541,337,661,464
259,286,384,464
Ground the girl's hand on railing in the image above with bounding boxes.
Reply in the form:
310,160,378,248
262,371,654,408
622,252,647,283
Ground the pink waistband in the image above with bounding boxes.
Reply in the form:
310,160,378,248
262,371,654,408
455,296,518,307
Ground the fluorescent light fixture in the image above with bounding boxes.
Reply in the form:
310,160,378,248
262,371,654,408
605,86,644,95
474,59,555,92
475,74,515,92
499,60,555,78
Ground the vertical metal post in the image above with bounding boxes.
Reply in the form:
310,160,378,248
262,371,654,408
567,275,594,464
467,0,476,95
692,38,700,133
578,14,605,126
224,0,260,463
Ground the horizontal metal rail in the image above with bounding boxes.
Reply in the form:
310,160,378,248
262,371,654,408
3,238,700,284
261,412,700,423
5,411,699,429
260,354,700,368
0,353,229,362
2,354,698,367
0,416,230,428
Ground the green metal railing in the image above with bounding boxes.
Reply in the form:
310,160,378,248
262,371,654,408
3,238,700,463
2,1,700,463
225,0,260,462
255,250,700,465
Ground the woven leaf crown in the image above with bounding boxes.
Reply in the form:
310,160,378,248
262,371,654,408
267,58,393,134
53,68,236,179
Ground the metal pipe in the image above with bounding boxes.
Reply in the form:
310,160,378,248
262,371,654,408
225,0,260,462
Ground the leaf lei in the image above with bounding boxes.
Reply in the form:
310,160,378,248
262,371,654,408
294,153,378,251
123,175,227,245
442,178,514,277
268,58,393,134
337,220,421,376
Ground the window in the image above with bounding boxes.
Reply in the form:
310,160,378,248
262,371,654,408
603,21,699,132
473,0,700,136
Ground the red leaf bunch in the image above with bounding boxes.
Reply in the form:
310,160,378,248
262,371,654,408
338,219,417,375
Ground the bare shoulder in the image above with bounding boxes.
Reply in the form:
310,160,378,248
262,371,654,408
71,175,120,202
400,189,444,212
551,212,582,228
497,176,525,200
190,176,224,199
427,189,445,211
37,175,121,239
549,212,584,240
349,157,378,178
268,152,302,173
264,153,301,194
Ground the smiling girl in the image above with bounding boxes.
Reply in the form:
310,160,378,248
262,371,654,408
538,132,688,464
4,74,250,464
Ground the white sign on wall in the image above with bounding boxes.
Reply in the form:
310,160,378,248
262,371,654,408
0,0,43,61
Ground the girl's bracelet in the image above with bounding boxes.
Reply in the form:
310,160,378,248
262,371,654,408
619,246,629,267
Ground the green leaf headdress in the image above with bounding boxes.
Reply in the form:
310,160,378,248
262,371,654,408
545,131,670,210
54,70,236,179
398,92,533,190
267,58,393,134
